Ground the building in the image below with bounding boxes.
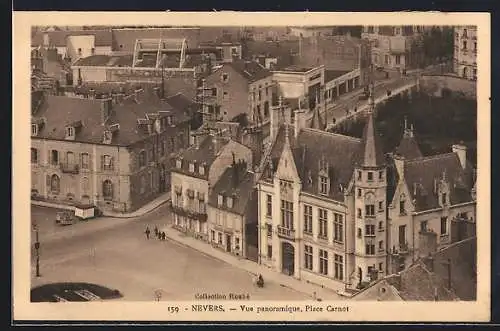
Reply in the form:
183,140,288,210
31,29,113,63
289,27,335,38
199,34,243,63
170,135,253,240
387,121,476,270
361,25,426,71
256,93,476,292
453,26,477,80
198,60,273,123
30,89,192,213
31,48,72,89
353,236,476,301
207,159,258,261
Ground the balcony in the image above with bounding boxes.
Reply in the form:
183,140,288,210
60,163,80,174
277,225,295,241
170,205,208,222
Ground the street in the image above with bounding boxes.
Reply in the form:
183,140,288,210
30,205,310,301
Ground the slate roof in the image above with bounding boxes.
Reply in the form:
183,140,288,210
31,91,191,146
310,106,326,130
208,166,255,216
358,111,386,167
172,135,231,180
164,93,198,117
395,134,423,159
31,30,113,47
222,60,272,83
325,69,350,82
404,153,474,211
261,125,362,201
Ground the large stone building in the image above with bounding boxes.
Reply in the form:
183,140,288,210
256,93,476,292
453,26,477,80
170,135,253,240
198,60,273,123
30,89,192,213
361,25,426,71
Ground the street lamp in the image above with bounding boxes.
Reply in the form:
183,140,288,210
33,222,40,277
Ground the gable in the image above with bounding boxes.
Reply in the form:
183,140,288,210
275,138,300,182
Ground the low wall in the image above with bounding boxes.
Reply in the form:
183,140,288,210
420,74,477,100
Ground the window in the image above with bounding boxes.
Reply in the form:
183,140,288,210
211,88,217,96
379,171,384,180
333,213,343,243
357,228,362,238
218,232,223,244
102,180,113,201
65,151,74,165
379,221,383,231
91,47,95,55
31,148,38,164
463,40,467,50
50,174,60,194
318,208,328,239
379,240,384,251
357,188,362,198
357,171,362,180
365,224,375,236
138,150,146,168
474,42,477,51
102,155,113,171
304,205,313,234
51,150,59,165
267,245,272,258
420,220,428,232
441,217,448,235
385,55,390,65
357,208,362,218
78,48,82,55
280,200,294,229
227,197,233,209
334,254,343,280
365,204,375,217
463,29,467,38
258,89,262,100
319,249,328,275
400,195,406,214
222,73,229,82
189,163,195,172
199,165,205,175
378,201,384,211
368,26,374,33
81,177,90,195
264,101,270,117
223,91,229,100
365,243,375,255
395,55,401,65
66,127,74,138
266,194,272,217
367,171,373,181
441,193,447,205
81,153,89,169
379,263,383,271
169,137,175,152
266,224,272,238
211,230,215,242
319,175,328,195
304,245,313,270
31,124,38,136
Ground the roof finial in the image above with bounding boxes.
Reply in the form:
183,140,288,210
404,116,408,131
442,168,447,181
284,123,290,141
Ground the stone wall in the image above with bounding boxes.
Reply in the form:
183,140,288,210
420,74,477,100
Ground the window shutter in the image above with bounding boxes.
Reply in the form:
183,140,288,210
100,155,104,170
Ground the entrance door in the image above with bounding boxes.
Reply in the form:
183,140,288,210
398,225,406,245
226,234,231,252
281,242,295,276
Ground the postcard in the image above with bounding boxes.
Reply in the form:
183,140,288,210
12,11,490,322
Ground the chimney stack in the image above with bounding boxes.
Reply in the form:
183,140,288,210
452,143,467,169
294,108,306,138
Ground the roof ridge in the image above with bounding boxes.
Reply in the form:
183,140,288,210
302,128,362,142
406,152,456,163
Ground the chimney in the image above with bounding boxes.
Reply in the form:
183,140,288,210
100,98,113,125
452,143,467,169
270,96,283,142
294,108,306,138
418,229,438,259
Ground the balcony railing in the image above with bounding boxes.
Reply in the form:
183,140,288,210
170,205,208,222
60,163,80,174
277,225,295,240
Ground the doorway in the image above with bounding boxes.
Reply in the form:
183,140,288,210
281,241,295,276
226,234,232,252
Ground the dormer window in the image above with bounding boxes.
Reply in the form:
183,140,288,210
399,194,406,214
319,175,329,195
227,196,233,208
176,159,182,169
66,127,75,138
218,194,224,206
31,124,38,136
199,165,205,175
189,163,195,173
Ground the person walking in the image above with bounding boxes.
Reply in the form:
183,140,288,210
161,232,166,241
154,226,159,239
145,226,151,240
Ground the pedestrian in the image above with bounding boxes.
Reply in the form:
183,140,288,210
145,226,150,240
162,232,166,241
154,226,158,237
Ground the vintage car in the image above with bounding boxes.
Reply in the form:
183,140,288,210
55,211,77,226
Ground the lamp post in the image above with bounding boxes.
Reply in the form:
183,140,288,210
33,222,40,277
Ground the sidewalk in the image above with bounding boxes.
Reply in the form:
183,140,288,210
31,192,171,219
164,227,347,301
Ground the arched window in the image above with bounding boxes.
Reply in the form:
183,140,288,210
102,180,113,201
50,174,60,194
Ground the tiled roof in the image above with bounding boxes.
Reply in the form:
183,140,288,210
223,60,272,83
358,111,386,167
31,30,113,47
164,93,198,117
404,153,474,211
261,125,362,201
31,91,191,146
395,134,423,159
208,166,255,216
325,69,350,82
